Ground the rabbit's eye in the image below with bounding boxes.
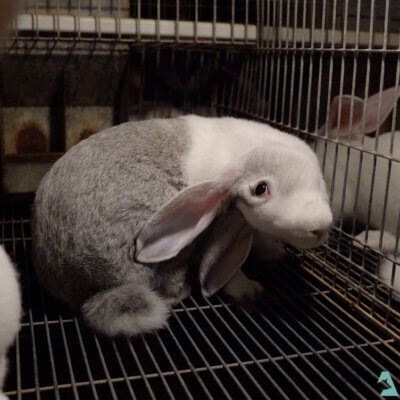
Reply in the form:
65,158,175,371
253,181,268,196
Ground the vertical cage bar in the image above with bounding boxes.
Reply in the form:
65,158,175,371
272,0,284,123
353,0,375,304
294,0,308,132
287,0,299,128
279,0,291,126
304,0,316,135
110,341,137,400
267,0,277,121
342,0,362,300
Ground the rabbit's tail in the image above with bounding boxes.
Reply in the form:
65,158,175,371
81,283,170,337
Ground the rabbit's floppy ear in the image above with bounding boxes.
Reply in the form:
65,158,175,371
199,210,253,297
135,167,243,263
363,86,400,134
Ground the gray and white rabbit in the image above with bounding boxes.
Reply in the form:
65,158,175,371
0,246,21,400
316,87,400,252
33,116,332,337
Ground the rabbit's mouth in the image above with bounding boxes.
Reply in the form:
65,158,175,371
288,230,329,249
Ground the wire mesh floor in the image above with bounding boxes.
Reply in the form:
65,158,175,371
2,201,400,400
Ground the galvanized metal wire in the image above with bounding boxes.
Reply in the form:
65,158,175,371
2,201,400,399
214,0,400,344
1,1,400,399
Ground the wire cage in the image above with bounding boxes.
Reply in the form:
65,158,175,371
1,1,400,399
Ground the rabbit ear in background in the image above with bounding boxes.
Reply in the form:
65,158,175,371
363,86,400,133
135,166,244,263
328,86,400,140
327,95,364,140
199,210,253,297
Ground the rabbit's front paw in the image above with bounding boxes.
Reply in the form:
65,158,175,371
223,269,264,304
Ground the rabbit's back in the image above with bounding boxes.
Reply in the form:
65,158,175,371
33,119,190,307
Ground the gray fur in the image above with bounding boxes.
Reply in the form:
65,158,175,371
33,119,195,335
81,283,170,336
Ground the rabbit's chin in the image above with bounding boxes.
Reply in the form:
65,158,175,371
255,228,329,250
287,232,329,249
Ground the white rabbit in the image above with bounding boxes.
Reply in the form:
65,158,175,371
378,256,400,301
0,246,21,400
316,87,400,252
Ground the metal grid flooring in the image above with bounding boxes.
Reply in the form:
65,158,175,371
2,201,400,400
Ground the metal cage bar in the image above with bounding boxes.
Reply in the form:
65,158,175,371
1,1,400,399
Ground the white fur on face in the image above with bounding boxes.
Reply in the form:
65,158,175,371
182,116,332,248
0,246,21,394
235,146,332,248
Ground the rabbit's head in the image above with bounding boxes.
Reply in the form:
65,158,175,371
135,142,332,264
233,145,332,249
